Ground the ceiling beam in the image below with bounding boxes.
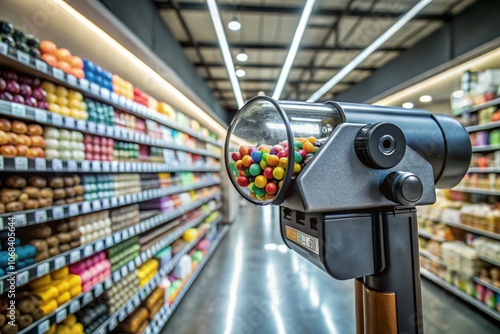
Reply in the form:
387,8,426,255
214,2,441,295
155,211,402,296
193,62,376,71
180,41,404,52
205,77,357,84
156,2,449,21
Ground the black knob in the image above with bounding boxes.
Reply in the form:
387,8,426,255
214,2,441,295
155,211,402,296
381,172,423,205
355,123,406,169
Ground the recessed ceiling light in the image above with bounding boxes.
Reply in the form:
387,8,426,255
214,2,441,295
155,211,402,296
236,68,246,77
452,90,464,98
419,95,432,102
236,51,248,62
228,18,241,31
402,102,414,109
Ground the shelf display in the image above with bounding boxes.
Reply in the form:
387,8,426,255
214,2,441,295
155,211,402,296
0,14,226,334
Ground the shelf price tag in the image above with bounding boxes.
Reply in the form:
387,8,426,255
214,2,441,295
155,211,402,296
13,213,26,227
95,240,104,251
56,309,67,323
65,116,75,128
69,299,80,313
90,83,100,95
68,204,79,216
54,256,66,270
121,266,128,277
11,103,26,117
111,92,119,104
97,124,105,134
101,88,110,99
16,271,29,286
52,159,63,171
35,158,46,171
38,320,50,334
81,160,90,172
92,161,101,172
37,262,50,277
110,317,118,330
106,126,114,137
52,68,65,81
114,233,122,243
105,236,113,247
35,108,47,122
70,250,81,263
122,229,129,240
79,78,90,90
102,198,110,208
52,206,64,219
81,201,91,213
113,271,121,282
0,41,8,54
16,50,30,64
76,120,86,131
126,194,131,203
102,162,110,172
52,113,63,126
35,209,47,223
135,256,141,267
126,99,133,109
88,122,96,132
94,283,103,297
132,296,140,307
92,200,101,211
104,277,112,289
14,157,28,170
119,310,127,321
111,197,118,207
111,161,118,172
67,160,77,171
67,75,77,86
126,302,134,314
84,245,93,257
83,292,92,305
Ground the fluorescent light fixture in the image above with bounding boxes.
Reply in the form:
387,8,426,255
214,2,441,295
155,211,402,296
235,68,246,77
307,0,432,102
452,90,464,98
228,17,241,31
402,102,414,108
272,0,316,100
419,95,432,102
207,0,244,108
236,51,248,62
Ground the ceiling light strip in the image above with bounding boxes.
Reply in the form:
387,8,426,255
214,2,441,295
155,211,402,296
272,0,316,100
207,0,244,108
307,0,432,102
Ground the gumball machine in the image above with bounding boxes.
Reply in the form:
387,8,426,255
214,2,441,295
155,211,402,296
225,96,472,334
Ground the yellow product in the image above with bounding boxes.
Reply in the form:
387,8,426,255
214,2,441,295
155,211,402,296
53,280,69,294
47,324,57,334
29,274,51,289
34,286,58,303
40,299,58,315
56,291,71,305
71,323,84,334
55,324,71,334
62,314,77,327
52,267,69,280
67,274,81,288
69,285,82,298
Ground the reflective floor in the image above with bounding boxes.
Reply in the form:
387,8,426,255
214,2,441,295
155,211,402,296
162,204,500,334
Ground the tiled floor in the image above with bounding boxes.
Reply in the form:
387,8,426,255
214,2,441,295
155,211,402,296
162,205,499,334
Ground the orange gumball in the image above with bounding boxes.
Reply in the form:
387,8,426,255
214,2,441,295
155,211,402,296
54,48,72,62
40,40,57,54
41,53,58,67
56,61,72,74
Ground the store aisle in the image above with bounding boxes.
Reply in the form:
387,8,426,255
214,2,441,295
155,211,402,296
162,205,499,334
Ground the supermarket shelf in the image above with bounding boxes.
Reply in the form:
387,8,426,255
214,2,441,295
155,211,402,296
0,196,222,293
0,46,222,148
471,145,500,153
468,167,500,173
477,254,500,267
418,229,445,242
420,267,500,322
0,179,221,230
472,276,500,295
0,100,221,158
466,121,500,133
0,156,220,173
18,212,224,334
418,215,500,241
452,187,500,196
146,224,229,334
419,250,444,265
453,97,500,116
93,217,226,334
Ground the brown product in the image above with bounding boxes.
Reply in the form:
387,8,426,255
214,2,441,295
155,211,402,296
73,175,81,185
29,240,48,253
30,296,42,308
120,307,149,333
143,288,164,310
69,240,81,249
57,222,69,232
0,314,4,327
24,199,40,210
53,188,66,200
137,320,149,334
19,193,28,204
48,247,60,257
38,197,52,207
28,176,47,188
18,298,35,314
0,119,11,132
56,233,71,244
68,220,78,231
0,203,4,214
48,177,64,189
75,196,83,202
24,187,40,199
16,144,29,157
34,251,49,262
5,176,26,189
53,199,66,205
63,177,74,187
59,244,71,252
6,132,18,145
69,230,81,240
64,187,75,198
0,131,7,145
1,189,21,203
65,197,76,204
30,307,44,321
0,145,17,157
2,323,18,334
46,236,59,247
73,185,84,196
11,121,27,134
30,225,52,238
17,134,31,146
27,124,43,136
5,201,23,212
148,298,164,320
29,136,44,148
17,314,33,329
40,188,53,198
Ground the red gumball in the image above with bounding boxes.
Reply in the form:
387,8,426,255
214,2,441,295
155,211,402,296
231,152,241,161
248,147,255,155
263,167,274,179
235,160,244,171
299,149,306,158
237,176,249,187
265,182,277,195
239,145,248,156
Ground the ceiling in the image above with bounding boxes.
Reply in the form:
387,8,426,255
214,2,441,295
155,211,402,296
155,0,476,113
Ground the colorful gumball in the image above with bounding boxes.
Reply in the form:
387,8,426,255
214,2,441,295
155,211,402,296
237,176,249,187
244,169,252,177
260,159,267,170
302,141,314,153
273,167,285,180
299,149,306,158
279,157,288,169
231,152,242,161
263,167,274,179
262,152,270,162
265,182,277,195
251,150,262,163
294,141,302,149
255,175,267,188
294,150,302,163
236,160,244,170
239,146,249,156
267,155,279,167
242,155,253,167
293,163,302,173
249,163,262,176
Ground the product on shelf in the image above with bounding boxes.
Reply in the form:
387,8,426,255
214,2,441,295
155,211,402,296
42,82,88,119
0,236,35,274
111,74,133,99
107,237,139,272
101,269,139,316
0,68,48,110
472,237,500,262
40,40,84,78
44,127,85,161
85,98,114,126
137,259,158,287
73,211,111,244
82,59,112,90
0,20,40,57
83,134,113,161
117,306,149,334
110,204,139,232
441,241,484,277
82,174,114,201
69,252,110,292
76,300,108,333
142,286,164,320
0,117,45,159
154,245,172,268
46,314,84,334
115,174,141,196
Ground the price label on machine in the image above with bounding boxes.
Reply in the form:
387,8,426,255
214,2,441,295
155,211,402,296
285,226,319,254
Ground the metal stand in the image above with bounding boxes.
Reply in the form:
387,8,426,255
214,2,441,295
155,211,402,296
356,208,423,334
